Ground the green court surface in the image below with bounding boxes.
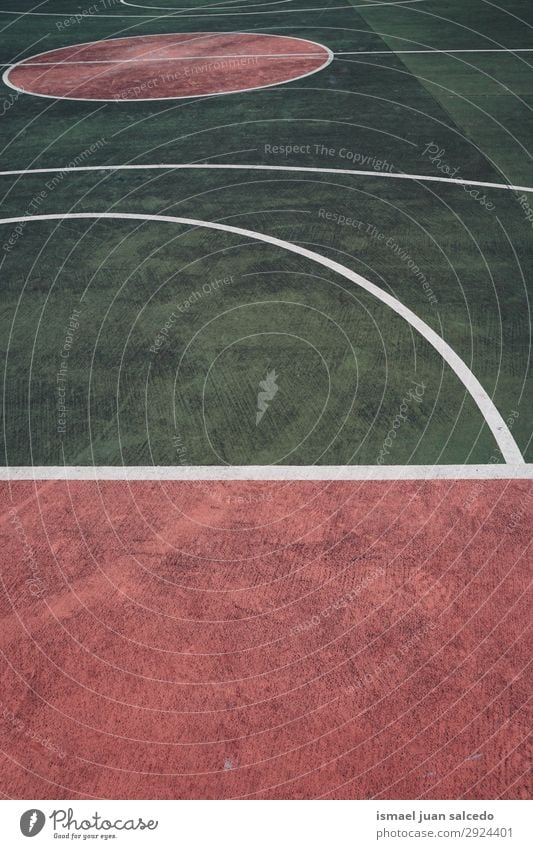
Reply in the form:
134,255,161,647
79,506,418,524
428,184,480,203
1,0,531,467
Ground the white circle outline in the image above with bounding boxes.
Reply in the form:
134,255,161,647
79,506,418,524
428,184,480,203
2,31,334,102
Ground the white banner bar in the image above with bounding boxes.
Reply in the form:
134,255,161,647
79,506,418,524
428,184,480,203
2,799,530,848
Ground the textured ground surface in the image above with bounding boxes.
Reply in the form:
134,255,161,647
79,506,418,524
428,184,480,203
0,480,530,799
1,0,532,803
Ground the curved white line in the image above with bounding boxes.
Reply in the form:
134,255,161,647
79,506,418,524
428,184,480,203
0,211,522,464
0,161,531,195
2,33,333,102
0,0,426,17
121,0,293,11
120,0,423,12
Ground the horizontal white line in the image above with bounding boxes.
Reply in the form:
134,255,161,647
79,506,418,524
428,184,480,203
0,162,531,194
8,54,329,66
336,48,533,55
7,48,533,69
2,466,532,481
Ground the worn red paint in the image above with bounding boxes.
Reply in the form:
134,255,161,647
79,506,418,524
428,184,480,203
0,479,530,798
6,33,332,101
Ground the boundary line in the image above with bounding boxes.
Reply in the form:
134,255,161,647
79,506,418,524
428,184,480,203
0,211,524,465
2,465,532,480
0,162,532,194
336,48,533,55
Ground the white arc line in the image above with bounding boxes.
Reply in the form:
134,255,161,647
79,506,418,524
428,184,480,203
0,0,427,18
0,211,523,465
2,466,532,480
2,33,333,102
120,0,295,10
1,162,531,195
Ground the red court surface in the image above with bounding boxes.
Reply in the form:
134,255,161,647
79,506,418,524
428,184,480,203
4,33,332,101
0,479,530,799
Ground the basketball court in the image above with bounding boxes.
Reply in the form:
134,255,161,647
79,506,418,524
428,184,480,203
0,0,531,801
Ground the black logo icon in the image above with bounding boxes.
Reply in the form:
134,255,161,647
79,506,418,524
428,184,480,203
20,810,46,837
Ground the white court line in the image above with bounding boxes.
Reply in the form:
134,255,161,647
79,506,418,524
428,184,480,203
120,0,426,14
2,465,532,480
3,54,331,66
2,33,334,102
0,0,427,17
5,49,533,67
0,161,532,195
121,0,294,10
0,211,523,465
336,48,533,55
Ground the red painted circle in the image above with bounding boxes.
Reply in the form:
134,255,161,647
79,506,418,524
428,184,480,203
6,33,332,101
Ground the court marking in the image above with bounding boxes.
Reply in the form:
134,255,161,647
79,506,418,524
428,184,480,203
0,211,523,465
120,0,427,14
2,465,532,480
121,0,295,10
1,161,532,195
3,49,533,67
0,0,427,19
2,33,334,102
7,48,533,68
336,48,533,55
1,55,335,65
